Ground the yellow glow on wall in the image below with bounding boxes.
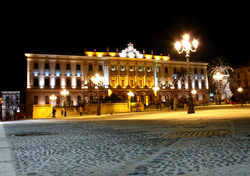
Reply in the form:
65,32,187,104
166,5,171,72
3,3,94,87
85,52,94,57
109,52,117,57
154,56,161,60
146,96,148,106
145,55,152,59
108,89,112,96
96,52,106,57
163,56,170,61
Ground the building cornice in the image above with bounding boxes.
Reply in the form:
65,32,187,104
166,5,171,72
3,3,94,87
25,53,208,66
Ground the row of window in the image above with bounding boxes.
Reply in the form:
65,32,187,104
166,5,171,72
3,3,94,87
34,63,82,70
34,62,205,75
34,63,101,71
236,71,248,79
33,78,81,87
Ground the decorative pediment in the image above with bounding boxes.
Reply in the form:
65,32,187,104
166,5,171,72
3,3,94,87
119,43,143,58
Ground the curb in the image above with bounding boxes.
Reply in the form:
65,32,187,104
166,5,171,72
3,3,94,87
0,122,17,176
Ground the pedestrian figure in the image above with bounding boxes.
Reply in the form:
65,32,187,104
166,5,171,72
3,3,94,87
79,107,83,116
52,108,56,118
170,98,173,110
159,102,162,110
174,95,179,111
61,108,64,117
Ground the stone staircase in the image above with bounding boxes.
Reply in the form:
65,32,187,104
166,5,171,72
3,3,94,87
54,107,79,117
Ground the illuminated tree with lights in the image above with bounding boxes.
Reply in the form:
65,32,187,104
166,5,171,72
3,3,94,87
208,56,234,99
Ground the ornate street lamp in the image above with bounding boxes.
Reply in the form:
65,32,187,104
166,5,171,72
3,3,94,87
127,91,134,111
237,87,243,107
175,34,198,114
213,72,224,105
49,94,57,107
152,86,160,109
60,89,69,116
91,74,103,115
191,89,197,99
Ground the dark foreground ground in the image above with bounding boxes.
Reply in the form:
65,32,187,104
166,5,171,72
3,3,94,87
2,105,250,175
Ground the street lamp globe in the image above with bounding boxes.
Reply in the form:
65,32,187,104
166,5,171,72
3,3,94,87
60,89,69,97
191,89,197,95
152,86,160,96
213,72,224,81
127,91,134,97
237,87,243,92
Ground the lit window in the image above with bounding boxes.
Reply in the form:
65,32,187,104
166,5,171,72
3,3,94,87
147,67,151,72
157,67,160,73
130,66,134,71
139,66,142,71
121,65,125,71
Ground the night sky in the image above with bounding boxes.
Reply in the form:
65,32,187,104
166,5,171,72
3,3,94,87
1,4,249,95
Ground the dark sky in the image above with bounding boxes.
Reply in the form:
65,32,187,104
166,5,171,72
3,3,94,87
1,3,249,94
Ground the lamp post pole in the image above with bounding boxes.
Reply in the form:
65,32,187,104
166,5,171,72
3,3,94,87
175,35,198,114
237,87,243,107
213,72,224,105
60,89,69,117
152,86,160,109
127,91,134,112
91,74,103,116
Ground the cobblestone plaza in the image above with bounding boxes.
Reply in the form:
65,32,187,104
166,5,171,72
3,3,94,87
2,105,250,175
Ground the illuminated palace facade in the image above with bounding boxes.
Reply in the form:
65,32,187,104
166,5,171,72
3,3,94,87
26,43,209,107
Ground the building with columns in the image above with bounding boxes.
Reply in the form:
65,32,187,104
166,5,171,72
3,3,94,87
26,43,209,111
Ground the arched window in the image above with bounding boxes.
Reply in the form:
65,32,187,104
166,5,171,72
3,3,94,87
45,96,49,104
77,96,81,104
34,96,38,104
141,95,144,102
123,95,126,102
166,95,169,101
90,96,93,102
159,95,162,102
56,96,60,104
149,95,153,101
67,96,71,102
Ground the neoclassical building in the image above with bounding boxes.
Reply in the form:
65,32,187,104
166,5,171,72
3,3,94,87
1,91,20,118
26,43,209,108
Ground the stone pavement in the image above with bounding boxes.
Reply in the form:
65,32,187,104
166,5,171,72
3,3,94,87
1,105,250,175
0,121,16,176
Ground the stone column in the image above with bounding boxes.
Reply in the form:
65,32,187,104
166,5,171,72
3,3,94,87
49,60,56,89
27,59,31,88
104,61,109,87
153,64,156,86
71,61,76,88
84,61,88,85
61,61,66,88
126,62,130,87
135,62,138,86
161,65,164,86
39,60,45,89
117,62,120,86
144,63,147,87
81,61,84,87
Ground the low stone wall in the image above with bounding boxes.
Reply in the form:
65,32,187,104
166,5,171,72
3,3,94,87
33,105,52,118
85,102,144,114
